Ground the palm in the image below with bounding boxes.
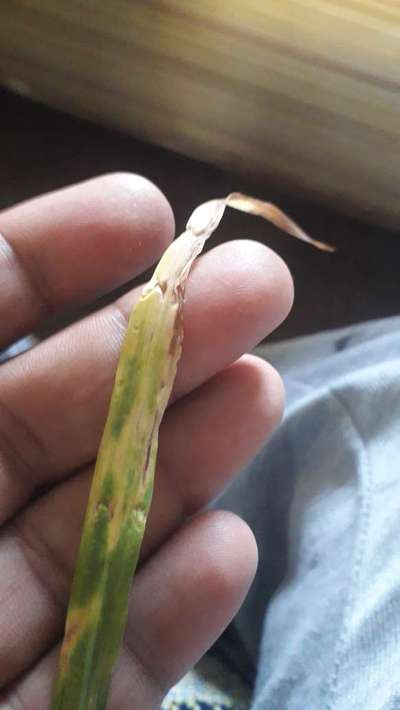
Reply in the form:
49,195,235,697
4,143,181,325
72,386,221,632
0,174,292,709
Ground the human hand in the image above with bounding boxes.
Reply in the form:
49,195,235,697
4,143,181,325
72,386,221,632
0,173,293,708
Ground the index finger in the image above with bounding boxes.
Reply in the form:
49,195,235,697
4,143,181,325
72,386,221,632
0,172,174,349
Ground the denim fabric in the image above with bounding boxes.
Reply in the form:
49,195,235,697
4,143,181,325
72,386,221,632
217,316,400,709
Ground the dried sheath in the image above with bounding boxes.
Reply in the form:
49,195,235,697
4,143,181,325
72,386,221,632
52,194,332,710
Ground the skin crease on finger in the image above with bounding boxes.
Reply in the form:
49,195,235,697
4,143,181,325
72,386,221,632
0,175,293,706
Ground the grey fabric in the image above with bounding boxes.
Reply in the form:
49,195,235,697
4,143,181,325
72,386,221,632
218,316,400,709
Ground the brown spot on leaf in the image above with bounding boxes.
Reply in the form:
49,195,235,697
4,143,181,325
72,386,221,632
169,290,184,356
58,618,81,673
96,501,114,521
142,417,157,485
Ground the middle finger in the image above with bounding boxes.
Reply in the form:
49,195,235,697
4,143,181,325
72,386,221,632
0,239,292,523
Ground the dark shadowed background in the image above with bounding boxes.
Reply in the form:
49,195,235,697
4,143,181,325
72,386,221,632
1,87,399,343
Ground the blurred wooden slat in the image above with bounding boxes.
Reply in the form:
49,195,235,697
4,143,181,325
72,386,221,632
0,0,399,227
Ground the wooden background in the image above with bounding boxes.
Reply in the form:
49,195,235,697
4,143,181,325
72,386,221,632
0,1,399,228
